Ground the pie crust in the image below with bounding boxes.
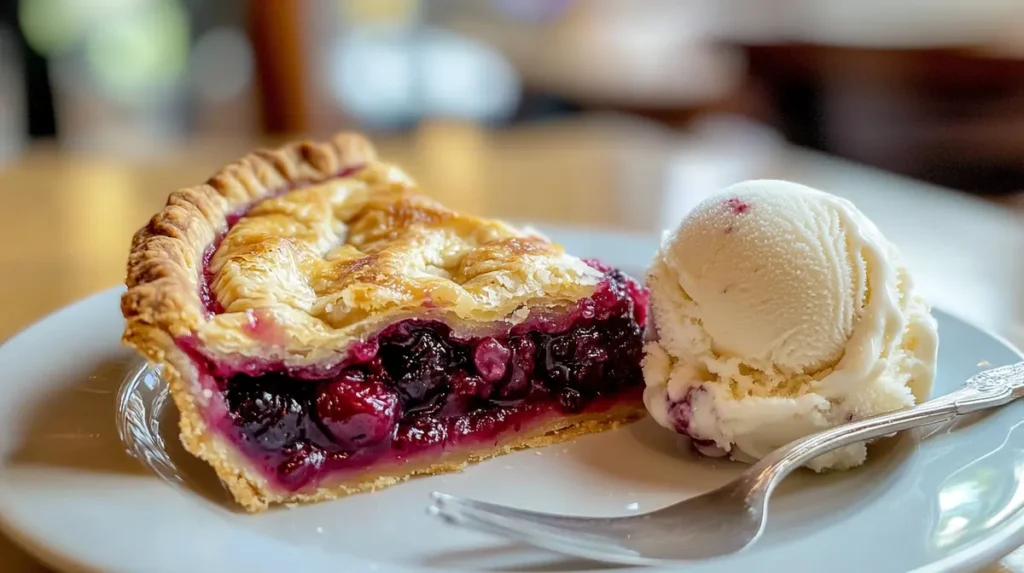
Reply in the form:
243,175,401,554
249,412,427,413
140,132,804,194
121,133,647,512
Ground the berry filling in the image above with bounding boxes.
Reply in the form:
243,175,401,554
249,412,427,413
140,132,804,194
188,263,648,492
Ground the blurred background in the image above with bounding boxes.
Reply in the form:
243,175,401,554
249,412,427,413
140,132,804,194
0,0,1022,339
0,0,1023,194
2,4,1024,570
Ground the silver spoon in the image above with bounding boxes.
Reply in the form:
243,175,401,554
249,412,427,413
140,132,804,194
427,361,1024,566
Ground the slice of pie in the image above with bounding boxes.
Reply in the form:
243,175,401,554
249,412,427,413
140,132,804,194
121,133,648,512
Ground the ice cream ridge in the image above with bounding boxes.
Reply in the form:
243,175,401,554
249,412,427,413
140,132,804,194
642,180,939,471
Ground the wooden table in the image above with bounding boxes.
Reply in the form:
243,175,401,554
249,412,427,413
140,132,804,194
0,116,1022,572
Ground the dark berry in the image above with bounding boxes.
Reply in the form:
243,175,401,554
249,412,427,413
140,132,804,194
466,407,513,440
473,338,510,382
225,381,305,450
605,360,642,389
605,269,648,326
574,362,605,390
558,387,587,412
363,357,386,378
622,279,649,326
440,372,490,417
590,283,622,321
276,442,325,491
315,379,399,450
382,328,452,406
449,371,491,399
402,327,451,371
394,416,449,452
566,329,610,390
494,336,535,401
543,334,573,386
573,329,608,363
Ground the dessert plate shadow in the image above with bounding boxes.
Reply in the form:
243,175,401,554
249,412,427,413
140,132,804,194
0,230,1022,573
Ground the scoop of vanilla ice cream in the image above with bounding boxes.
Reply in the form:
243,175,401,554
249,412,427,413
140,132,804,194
643,180,938,471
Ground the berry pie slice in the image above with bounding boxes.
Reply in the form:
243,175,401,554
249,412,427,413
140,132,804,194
121,133,648,512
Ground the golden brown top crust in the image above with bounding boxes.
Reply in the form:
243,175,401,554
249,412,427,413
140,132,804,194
121,133,602,370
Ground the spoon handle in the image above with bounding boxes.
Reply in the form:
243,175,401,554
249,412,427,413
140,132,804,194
746,361,1024,492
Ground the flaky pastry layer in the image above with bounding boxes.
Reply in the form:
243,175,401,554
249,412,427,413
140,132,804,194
123,133,602,371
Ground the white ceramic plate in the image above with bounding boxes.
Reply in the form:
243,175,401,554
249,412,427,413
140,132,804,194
1,230,1023,573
